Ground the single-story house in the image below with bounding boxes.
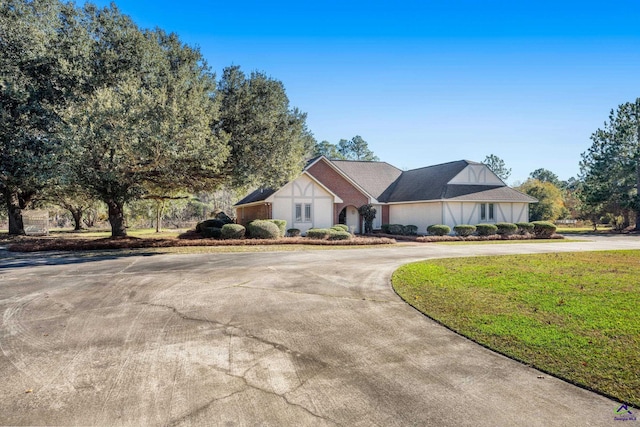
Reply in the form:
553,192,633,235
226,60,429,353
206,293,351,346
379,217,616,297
234,156,537,234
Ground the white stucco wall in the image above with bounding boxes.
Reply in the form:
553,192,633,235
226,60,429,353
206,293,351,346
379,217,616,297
389,202,443,234
448,164,504,185
388,201,530,234
443,202,530,228
271,174,334,234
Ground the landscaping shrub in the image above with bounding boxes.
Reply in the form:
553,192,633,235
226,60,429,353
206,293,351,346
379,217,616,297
532,221,557,237
306,228,331,239
196,219,225,232
331,224,349,232
328,230,352,240
381,224,391,234
286,228,301,237
427,224,451,236
266,219,287,237
475,223,498,236
454,224,476,237
516,222,535,235
201,226,222,238
221,224,245,239
496,222,518,236
404,225,418,235
388,224,405,235
247,220,280,239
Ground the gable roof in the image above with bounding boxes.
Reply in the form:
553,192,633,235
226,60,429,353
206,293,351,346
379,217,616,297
235,157,537,207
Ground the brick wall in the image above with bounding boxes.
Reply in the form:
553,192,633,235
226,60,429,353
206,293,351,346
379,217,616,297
307,160,369,223
237,204,271,226
381,205,389,225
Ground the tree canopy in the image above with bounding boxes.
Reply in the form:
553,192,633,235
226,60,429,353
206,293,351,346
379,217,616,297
483,154,511,181
517,179,565,221
2,1,315,236
529,168,562,188
314,136,379,161
580,99,640,229
0,0,85,234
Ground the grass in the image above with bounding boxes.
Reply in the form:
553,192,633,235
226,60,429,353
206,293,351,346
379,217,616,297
392,251,640,407
47,228,185,239
556,226,613,234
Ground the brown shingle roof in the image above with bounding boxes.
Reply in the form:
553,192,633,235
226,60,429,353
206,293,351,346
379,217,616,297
443,185,537,202
235,157,537,206
380,160,470,202
330,160,403,200
234,188,276,205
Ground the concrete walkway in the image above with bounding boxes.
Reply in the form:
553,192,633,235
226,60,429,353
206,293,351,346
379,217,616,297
0,236,638,426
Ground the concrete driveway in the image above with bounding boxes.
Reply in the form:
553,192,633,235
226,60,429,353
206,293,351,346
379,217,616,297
1,236,639,426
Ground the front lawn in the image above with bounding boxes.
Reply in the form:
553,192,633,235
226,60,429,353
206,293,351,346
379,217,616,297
392,251,640,407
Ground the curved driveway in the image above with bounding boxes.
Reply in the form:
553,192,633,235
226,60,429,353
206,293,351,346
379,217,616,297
1,236,639,426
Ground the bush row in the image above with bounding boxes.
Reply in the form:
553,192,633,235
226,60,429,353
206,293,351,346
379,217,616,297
380,224,418,236
306,225,352,241
196,219,357,241
424,221,554,237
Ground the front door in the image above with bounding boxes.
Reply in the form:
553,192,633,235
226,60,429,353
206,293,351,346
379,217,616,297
345,206,360,234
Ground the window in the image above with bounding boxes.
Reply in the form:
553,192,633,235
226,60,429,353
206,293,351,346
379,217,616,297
480,203,495,221
295,203,312,222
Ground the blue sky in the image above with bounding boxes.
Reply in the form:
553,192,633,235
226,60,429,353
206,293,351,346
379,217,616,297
85,1,640,184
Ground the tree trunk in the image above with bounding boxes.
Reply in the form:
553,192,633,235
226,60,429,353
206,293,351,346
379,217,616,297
70,208,83,231
155,199,165,233
107,200,127,237
5,191,26,235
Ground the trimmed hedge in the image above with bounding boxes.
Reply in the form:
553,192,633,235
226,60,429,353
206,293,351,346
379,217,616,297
331,224,349,232
427,224,451,236
516,222,535,235
306,228,331,239
201,226,222,238
266,219,287,237
221,224,245,239
247,220,280,239
196,219,225,232
328,230,352,240
532,221,557,237
381,224,391,234
388,224,405,235
475,223,498,236
496,222,518,236
286,228,301,237
404,225,418,236
454,224,476,237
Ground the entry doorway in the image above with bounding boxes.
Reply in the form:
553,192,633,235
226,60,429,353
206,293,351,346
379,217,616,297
338,206,360,234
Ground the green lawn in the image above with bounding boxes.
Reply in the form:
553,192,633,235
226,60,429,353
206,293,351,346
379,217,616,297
392,251,640,407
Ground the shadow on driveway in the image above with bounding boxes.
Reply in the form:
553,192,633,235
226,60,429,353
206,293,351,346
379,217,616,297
0,247,161,270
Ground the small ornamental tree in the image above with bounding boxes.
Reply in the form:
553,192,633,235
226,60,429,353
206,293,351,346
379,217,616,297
358,204,377,234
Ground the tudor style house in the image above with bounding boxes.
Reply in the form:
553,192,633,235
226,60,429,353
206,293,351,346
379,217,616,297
234,156,537,234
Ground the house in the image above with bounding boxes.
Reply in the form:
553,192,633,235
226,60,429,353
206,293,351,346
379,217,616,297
234,156,537,234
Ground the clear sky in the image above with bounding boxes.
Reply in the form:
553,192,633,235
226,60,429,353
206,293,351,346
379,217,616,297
85,0,640,185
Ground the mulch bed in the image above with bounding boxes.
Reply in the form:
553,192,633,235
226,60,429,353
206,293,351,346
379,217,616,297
6,234,396,252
